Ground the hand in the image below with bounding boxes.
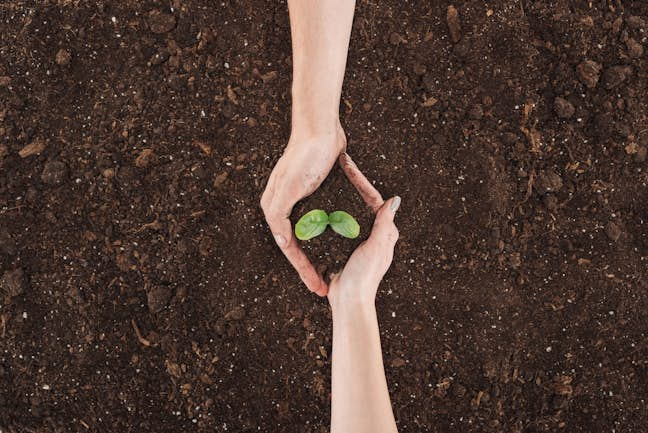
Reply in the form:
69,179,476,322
328,194,401,433
327,196,400,311
261,136,385,296
261,126,346,296
327,160,400,310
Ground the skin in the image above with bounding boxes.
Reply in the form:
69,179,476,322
260,0,358,296
329,186,401,433
261,2,399,428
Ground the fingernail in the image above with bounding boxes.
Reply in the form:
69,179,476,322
390,196,401,213
273,234,287,247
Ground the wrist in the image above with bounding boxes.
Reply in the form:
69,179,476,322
290,111,341,140
288,118,346,154
291,86,342,139
331,296,377,321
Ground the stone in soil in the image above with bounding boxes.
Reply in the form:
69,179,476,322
147,286,173,313
149,50,170,66
576,60,602,88
535,169,563,195
446,5,462,43
543,194,559,212
147,9,177,34
635,146,647,163
450,382,467,398
213,171,228,188
626,38,644,59
554,97,575,119
468,104,484,120
1,269,26,299
603,66,630,90
626,16,646,30
452,37,471,58
55,49,71,66
40,160,69,185
422,73,436,92
0,229,17,255
389,32,405,45
604,221,622,241
413,62,426,76
19,140,47,158
135,149,155,168
225,306,246,321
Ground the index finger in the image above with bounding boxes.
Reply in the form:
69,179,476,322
265,212,328,297
339,153,384,212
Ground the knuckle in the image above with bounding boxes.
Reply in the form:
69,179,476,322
263,211,279,228
260,191,271,213
260,198,280,225
261,206,273,223
383,225,398,243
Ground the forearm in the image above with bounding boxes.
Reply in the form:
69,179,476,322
288,0,355,136
331,301,398,433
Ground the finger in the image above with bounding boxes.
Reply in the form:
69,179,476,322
271,218,328,296
366,196,401,252
262,203,328,296
339,153,384,212
261,160,328,296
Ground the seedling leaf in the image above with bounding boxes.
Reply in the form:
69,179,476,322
295,209,329,240
328,211,360,239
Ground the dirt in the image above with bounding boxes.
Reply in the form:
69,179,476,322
1,1,647,432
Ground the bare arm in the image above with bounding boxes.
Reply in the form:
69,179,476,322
289,0,356,135
261,0,357,296
331,303,398,433
327,162,400,433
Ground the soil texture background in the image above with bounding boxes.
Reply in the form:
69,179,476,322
1,1,647,432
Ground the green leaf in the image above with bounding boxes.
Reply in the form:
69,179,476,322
328,211,360,239
295,209,329,240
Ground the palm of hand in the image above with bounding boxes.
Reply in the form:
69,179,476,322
261,127,386,296
266,132,344,210
328,198,399,309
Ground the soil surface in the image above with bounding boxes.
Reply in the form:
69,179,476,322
1,1,647,432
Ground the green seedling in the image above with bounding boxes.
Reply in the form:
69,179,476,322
295,209,360,241
328,210,360,239
294,209,329,241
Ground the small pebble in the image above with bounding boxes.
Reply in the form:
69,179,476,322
626,38,644,59
147,9,177,34
604,221,622,242
446,5,462,43
55,49,71,66
554,97,575,119
535,170,563,195
1,269,27,298
576,60,602,88
41,160,69,186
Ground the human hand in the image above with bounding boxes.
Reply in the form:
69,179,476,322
327,159,400,312
261,126,347,296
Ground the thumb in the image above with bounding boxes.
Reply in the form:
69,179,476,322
366,196,401,253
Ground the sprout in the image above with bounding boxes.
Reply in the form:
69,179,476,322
295,209,360,240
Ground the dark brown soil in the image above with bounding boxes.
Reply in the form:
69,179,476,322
1,1,647,432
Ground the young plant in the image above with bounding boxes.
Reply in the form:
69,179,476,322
294,209,329,241
295,209,360,241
